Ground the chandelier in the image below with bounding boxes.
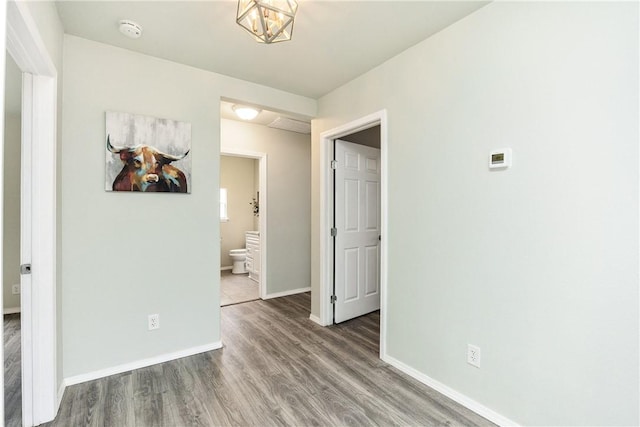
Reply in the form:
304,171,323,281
236,0,298,44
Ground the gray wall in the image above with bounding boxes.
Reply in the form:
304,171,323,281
312,2,638,425
4,52,21,312
61,35,315,378
220,155,257,268
221,119,311,295
341,125,380,149
3,113,20,311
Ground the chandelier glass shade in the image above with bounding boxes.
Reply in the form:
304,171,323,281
236,0,298,44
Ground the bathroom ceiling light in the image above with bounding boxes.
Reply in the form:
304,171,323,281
232,105,261,120
236,0,298,44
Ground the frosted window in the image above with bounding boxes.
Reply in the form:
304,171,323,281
220,188,229,222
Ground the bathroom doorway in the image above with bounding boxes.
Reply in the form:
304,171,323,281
219,149,267,306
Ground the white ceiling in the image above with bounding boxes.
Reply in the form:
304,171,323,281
55,1,489,99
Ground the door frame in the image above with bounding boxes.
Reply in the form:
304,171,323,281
219,148,268,299
6,1,59,425
318,110,388,357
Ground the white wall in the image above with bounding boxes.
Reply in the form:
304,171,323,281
312,2,638,425
61,35,315,378
3,113,20,311
221,119,311,295
220,155,257,268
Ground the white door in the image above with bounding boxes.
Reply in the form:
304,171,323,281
334,139,381,323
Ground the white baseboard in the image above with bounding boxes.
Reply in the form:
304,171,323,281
382,354,518,427
308,314,324,326
57,381,66,411
3,307,20,314
64,341,223,387
220,266,232,271
263,286,311,300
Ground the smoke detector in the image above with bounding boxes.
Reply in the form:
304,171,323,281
119,20,143,39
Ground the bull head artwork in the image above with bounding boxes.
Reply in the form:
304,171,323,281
107,135,190,193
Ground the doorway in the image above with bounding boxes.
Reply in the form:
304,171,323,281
319,110,388,357
332,135,381,324
220,154,261,306
5,2,59,425
219,149,268,303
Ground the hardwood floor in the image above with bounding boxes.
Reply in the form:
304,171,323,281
45,293,493,426
4,313,21,427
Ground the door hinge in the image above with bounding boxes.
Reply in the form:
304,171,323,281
330,295,337,304
330,227,337,237
330,160,337,170
20,264,32,275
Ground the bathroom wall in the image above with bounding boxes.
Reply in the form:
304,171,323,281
220,155,258,268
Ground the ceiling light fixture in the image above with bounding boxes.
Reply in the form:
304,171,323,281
232,105,262,120
236,0,298,44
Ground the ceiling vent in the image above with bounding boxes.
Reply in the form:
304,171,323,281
267,117,311,134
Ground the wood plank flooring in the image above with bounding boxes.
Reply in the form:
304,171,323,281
4,313,21,427
44,293,494,426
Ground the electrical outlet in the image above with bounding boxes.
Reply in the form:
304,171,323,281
467,344,481,368
148,314,160,331
11,284,20,295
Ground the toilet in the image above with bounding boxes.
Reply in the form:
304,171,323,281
229,249,247,274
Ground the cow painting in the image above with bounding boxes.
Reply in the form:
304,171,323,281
105,111,192,193
107,136,189,193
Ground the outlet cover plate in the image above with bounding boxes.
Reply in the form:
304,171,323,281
11,284,20,295
467,344,481,368
148,314,160,330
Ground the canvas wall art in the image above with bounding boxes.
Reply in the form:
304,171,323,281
105,111,192,193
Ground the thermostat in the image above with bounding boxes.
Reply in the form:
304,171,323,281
489,148,512,169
